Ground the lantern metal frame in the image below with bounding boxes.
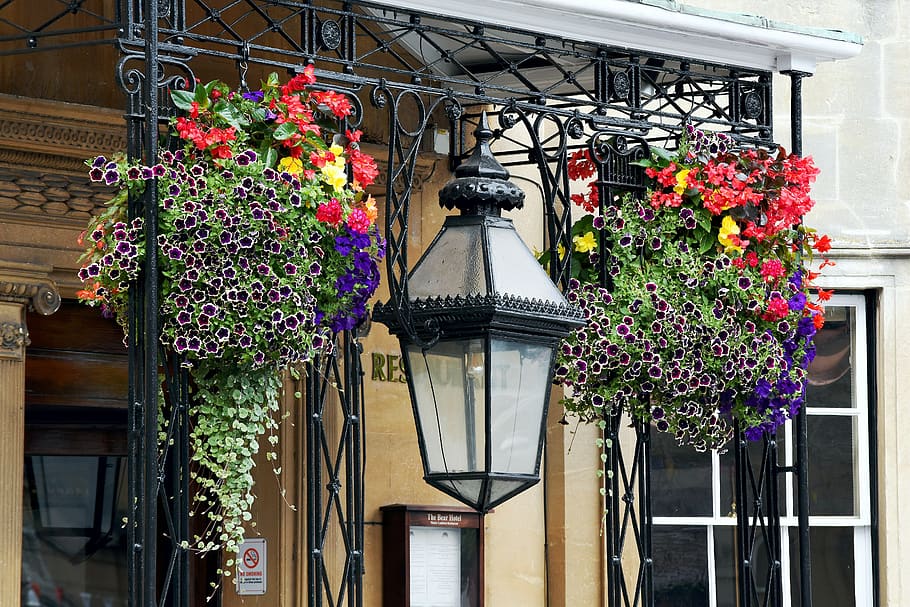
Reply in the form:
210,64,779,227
375,117,585,513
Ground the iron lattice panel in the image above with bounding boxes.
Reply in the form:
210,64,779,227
0,0,121,54
306,334,365,607
735,432,785,607
109,0,772,143
604,417,653,607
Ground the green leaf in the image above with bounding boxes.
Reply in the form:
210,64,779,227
571,213,595,235
697,231,715,254
213,100,248,131
171,90,196,111
272,121,299,141
262,147,278,169
194,83,211,107
651,146,675,162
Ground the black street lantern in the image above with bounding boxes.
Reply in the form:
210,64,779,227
374,116,585,513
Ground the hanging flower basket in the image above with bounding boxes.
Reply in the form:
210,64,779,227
76,68,383,556
541,126,831,450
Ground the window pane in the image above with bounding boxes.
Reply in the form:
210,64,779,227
651,429,711,517
797,415,858,516
789,527,855,607
806,307,854,409
22,456,128,607
719,439,784,519
713,526,738,607
653,526,708,606
714,525,775,607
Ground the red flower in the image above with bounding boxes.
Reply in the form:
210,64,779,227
310,151,327,168
813,234,832,253
649,190,682,209
760,259,786,283
762,295,790,321
349,148,379,187
347,208,372,233
568,149,595,181
285,143,304,159
311,90,353,119
315,198,343,227
281,65,317,95
210,145,233,159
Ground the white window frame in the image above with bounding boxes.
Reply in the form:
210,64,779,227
651,293,875,607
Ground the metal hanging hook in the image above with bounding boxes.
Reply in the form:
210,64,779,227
238,60,249,92
238,42,250,92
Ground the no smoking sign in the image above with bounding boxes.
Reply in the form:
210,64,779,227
236,538,267,596
243,547,260,568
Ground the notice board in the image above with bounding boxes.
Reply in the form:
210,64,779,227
381,504,483,607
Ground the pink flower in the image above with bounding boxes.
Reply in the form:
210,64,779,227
762,294,790,321
760,259,785,283
347,208,371,233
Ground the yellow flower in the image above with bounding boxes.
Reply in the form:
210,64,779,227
278,156,303,175
718,215,742,253
673,168,691,195
573,231,597,253
321,162,348,192
558,243,566,259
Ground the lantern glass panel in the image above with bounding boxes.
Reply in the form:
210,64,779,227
405,339,486,475
489,338,553,475
486,222,567,304
445,479,485,507
487,480,531,506
408,223,486,300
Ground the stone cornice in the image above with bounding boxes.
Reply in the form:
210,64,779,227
0,94,125,174
0,95,441,222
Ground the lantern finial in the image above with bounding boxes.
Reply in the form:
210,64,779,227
438,112,525,215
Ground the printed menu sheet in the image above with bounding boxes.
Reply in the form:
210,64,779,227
409,526,461,607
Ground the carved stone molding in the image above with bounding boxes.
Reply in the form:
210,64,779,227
0,96,439,222
0,261,61,316
0,94,126,172
0,94,124,221
0,321,29,360
0,165,114,221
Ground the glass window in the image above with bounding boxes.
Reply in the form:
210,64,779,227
22,455,128,607
647,294,875,606
651,430,712,517
653,526,708,607
789,527,856,607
